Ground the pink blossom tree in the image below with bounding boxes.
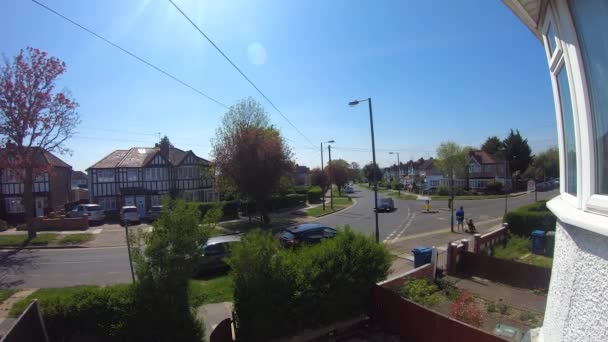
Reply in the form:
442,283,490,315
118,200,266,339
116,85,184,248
0,47,80,238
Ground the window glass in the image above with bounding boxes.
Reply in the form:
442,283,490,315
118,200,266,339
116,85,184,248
557,65,577,195
546,22,558,55
127,169,138,182
5,197,24,213
569,0,608,194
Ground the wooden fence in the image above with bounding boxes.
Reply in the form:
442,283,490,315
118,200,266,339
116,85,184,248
368,285,504,342
457,251,551,289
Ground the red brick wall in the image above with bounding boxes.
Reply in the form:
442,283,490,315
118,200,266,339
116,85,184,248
29,217,88,231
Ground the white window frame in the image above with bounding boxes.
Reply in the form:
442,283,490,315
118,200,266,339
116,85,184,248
127,169,138,182
541,1,584,209
97,170,115,183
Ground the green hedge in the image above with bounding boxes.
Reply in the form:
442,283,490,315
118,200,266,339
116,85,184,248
188,200,239,221
504,200,556,237
243,194,308,214
294,186,311,195
307,186,322,203
230,227,391,340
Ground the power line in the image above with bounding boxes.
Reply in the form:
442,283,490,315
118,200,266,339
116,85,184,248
167,0,316,149
30,0,228,109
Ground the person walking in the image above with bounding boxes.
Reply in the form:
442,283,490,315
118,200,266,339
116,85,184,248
456,206,465,232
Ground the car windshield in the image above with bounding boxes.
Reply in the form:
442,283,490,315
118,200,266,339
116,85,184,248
123,208,137,213
85,206,101,211
380,199,391,204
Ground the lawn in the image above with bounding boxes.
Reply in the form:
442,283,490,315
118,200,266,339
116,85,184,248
492,235,553,269
0,233,58,247
189,275,234,307
305,197,352,217
387,192,418,200
0,288,17,305
56,233,93,245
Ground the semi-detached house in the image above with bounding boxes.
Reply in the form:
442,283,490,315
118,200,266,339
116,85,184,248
87,146,217,216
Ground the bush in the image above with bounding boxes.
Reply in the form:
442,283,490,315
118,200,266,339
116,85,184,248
230,227,391,340
485,180,503,194
189,200,239,221
504,200,556,237
0,219,7,232
399,279,443,307
307,186,323,203
294,186,311,195
486,301,497,313
438,186,450,196
269,194,307,210
450,290,483,327
435,277,459,301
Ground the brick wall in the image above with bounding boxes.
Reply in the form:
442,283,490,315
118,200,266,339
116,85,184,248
27,217,88,231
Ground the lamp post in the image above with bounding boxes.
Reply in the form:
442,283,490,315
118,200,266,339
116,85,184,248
320,140,334,211
123,220,135,283
389,152,400,196
328,143,334,210
501,148,509,218
349,98,379,243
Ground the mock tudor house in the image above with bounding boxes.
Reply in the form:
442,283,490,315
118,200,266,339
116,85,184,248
467,150,511,191
503,0,608,340
87,146,217,216
0,147,72,220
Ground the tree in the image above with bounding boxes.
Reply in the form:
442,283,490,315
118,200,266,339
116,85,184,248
348,162,362,183
503,129,532,175
0,47,80,238
212,97,293,224
327,159,349,196
362,162,382,186
481,136,503,155
436,142,468,181
523,147,559,181
310,167,328,191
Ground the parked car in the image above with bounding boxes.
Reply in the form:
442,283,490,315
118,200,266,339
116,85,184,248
345,186,354,194
67,204,106,223
375,198,395,212
280,223,337,248
120,206,140,224
198,234,241,274
145,205,163,222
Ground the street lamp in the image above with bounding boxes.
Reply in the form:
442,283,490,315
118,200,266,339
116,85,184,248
320,140,334,211
389,152,401,196
500,148,510,218
349,98,380,243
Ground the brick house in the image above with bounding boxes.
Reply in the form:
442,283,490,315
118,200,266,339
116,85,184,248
0,147,72,220
87,146,217,216
467,150,511,191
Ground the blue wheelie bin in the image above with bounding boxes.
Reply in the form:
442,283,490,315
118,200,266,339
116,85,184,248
531,230,545,255
412,247,433,268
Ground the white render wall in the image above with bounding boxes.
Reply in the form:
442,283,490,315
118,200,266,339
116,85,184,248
541,219,608,342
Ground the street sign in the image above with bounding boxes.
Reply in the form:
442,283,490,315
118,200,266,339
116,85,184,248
527,180,536,192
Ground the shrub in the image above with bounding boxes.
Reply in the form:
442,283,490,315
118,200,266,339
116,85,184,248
307,186,323,203
294,185,311,195
497,301,510,315
519,311,538,323
504,200,556,237
486,301,497,313
438,186,450,196
485,180,503,194
435,277,459,301
188,201,239,221
230,227,391,340
269,194,307,210
450,290,483,327
399,279,443,307
0,219,7,232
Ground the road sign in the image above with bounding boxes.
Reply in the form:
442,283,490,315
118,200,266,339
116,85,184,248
527,180,536,192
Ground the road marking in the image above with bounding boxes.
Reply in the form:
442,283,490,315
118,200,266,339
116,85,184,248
383,207,413,243
394,213,416,240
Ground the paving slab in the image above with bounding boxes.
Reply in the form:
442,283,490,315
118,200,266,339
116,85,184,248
196,301,233,342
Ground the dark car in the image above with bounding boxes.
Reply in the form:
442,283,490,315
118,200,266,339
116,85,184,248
280,223,337,248
376,198,395,212
197,235,241,274
145,205,163,222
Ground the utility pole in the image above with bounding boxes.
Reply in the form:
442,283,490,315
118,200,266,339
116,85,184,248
321,142,325,211
504,153,509,218
450,172,454,232
328,144,334,210
124,220,135,283
389,152,401,196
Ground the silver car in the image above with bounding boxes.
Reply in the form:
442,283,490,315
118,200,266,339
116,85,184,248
68,204,106,223
197,235,241,274
120,206,141,224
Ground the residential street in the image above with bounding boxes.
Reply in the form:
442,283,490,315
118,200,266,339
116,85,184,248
0,186,557,289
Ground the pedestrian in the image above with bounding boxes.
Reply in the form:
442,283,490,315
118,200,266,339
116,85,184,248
424,200,430,212
456,206,465,232
467,218,477,234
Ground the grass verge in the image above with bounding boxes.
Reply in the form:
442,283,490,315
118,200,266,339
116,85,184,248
189,275,234,307
0,288,17,304
305,197,352,217
493,235,553,268
56,233,94,245
0,233,58,247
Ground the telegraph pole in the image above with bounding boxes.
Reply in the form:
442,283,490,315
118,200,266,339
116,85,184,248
328,144,334,210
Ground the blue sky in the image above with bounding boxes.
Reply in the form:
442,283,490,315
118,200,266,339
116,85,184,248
1,0,556,171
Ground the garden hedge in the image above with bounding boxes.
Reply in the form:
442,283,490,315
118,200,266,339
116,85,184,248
307,186,322,203
294,186,311,195
504,200,556,237
189,200,239,221
229,227,391,340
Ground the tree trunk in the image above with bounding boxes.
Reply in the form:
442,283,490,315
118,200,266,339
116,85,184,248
23,165,37,239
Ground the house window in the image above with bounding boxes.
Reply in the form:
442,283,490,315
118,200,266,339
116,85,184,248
557,65,577,195
98,197,117,211
546,22,558,55
5,197,24,213
569,0,608,195
3,170,18,182
127,169,138,182
97,170,115,183
145,168,168,181
150,195,161,206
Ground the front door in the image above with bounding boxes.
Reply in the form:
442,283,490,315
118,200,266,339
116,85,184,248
135,196,146,216
35,197,45,217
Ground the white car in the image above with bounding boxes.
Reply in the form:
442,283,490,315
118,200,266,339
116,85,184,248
120,206,141,224
68,204,106,223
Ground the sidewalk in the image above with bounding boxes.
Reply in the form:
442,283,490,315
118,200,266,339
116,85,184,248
386,218,503,276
